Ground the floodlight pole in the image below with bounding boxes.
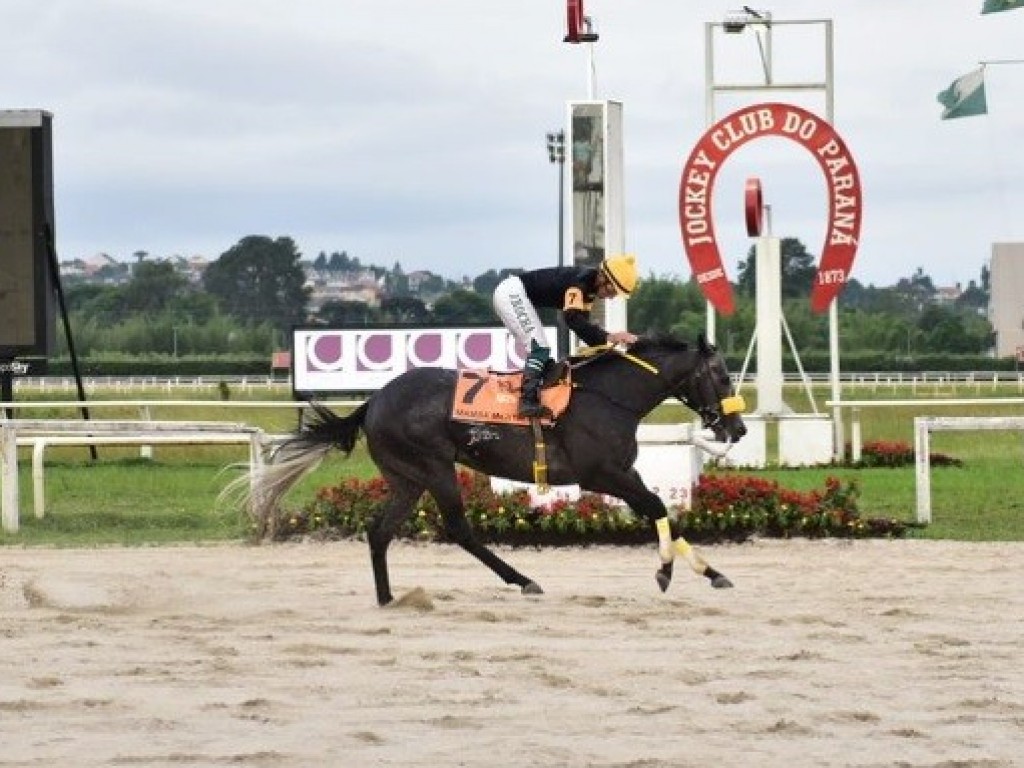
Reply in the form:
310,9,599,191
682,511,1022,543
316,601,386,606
546,130,570,357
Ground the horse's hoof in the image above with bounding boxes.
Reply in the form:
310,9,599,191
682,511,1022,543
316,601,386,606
655,570,672,593
522,581,544,595
711,575,734,589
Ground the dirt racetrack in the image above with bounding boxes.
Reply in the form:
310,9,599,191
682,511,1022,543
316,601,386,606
1,538,1022,768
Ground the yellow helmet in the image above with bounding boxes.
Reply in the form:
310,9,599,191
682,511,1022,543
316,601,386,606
600,254,639,296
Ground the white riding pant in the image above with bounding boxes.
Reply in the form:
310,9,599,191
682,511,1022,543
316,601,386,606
493,275,549,352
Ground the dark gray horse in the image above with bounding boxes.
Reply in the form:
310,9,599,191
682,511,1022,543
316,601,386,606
237,334,747,606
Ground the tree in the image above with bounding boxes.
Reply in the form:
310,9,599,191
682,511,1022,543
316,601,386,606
93,261,130,283
379,295,428,324
65,283,127,324
316,300,379,326
327,251,355,271
432,289,493,323
416,272,448,298
472,268,520,296
917,305,991,354
122,261,189,315
956,279,988,313
202,235,310,333
736,237,817,299
894,267,935,311
628,275,705,335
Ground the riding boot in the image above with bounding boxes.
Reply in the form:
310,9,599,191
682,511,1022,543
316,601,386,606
517,367,552,418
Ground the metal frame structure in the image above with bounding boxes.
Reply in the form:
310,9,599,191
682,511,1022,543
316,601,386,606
703,12,845,458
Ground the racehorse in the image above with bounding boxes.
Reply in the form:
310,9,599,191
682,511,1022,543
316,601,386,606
235,334,747,606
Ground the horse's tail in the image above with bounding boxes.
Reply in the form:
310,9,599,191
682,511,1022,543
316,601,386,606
221,399,369,538
277,399,368,460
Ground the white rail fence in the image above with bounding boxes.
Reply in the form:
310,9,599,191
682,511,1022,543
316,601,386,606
827,398,1024,462
0,400,368,534
0,420,271,534
5,396,1024,533
9,371,1024,397
913,416,1024,525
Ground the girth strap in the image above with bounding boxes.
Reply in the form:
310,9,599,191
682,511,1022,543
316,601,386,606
529,418,549,493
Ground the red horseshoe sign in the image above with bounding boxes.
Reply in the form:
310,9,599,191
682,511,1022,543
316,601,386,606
678,102,863,315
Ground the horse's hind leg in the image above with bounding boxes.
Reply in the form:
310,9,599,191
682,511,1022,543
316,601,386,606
427,471,543,597
366,474,424,606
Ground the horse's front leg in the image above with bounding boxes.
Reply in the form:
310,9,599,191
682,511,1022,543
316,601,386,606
655,517,733,590
585,469,733,592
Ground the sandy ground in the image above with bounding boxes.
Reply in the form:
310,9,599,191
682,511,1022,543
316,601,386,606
1,538,1022,768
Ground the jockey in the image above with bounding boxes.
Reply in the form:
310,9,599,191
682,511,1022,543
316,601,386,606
492,255,640,418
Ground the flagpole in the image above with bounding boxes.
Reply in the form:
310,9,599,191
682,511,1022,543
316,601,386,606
979,58,1024,65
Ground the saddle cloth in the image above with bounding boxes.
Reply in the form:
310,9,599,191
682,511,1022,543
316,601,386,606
451,368,572,425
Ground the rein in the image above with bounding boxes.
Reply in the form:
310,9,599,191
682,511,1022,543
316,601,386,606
569,343,744,422
567,344,674,416
569,343,660,375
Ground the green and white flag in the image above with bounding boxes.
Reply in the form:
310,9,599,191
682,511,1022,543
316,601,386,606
937,67,988,119
981,0,1023,13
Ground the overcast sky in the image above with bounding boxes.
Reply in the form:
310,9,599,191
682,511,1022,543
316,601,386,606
4,1,1022,290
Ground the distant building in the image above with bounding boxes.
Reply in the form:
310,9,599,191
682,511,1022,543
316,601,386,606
405,270,434,292
303,266,384,310
168,254,211,284
59,253,209,286
933,284,962,306
989,242,1024,359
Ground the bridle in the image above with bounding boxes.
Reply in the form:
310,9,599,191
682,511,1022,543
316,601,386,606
670,349,746,432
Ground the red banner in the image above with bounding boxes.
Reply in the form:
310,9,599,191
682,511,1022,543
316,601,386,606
679,103,862,315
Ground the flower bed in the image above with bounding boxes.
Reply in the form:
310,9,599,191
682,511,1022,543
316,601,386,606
271,469,909,545
852,440,962,468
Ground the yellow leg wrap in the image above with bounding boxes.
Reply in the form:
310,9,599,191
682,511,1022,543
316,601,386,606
656,518,673,564
674,536,709,575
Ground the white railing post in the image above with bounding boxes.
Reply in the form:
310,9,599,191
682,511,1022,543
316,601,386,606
139,405,153,459
32,439,48,519
914,417,931,524
2,422,20,533
851,407,862,464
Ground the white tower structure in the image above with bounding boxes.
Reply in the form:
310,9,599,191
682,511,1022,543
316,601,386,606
754,234,788,415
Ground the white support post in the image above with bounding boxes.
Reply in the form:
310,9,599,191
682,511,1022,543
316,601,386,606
914,417,932,524
33,440,47,519
755,236,785,415
2,423,19,533
850,407,862,463
139,404,153,459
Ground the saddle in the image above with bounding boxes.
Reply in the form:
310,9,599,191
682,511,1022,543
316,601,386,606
449,349,613,492
451,363,572,426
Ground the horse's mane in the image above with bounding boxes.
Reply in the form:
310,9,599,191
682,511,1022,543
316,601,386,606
628,333,692,354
